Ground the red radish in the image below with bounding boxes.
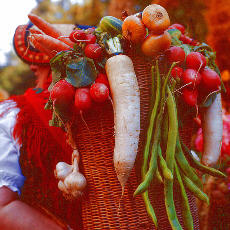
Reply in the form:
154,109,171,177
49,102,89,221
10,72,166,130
226,167,230,175
69,29,86,43
90,83,109,103
166,46,186,63
180,34,193,44
186,52,207,71
51,79,75,105
75,88,92,111
200,68,221,91
182,88,198,106
84,43,102,60
168,23,185,34
182,69,202,88
51,80,76,119
85,34,96,44
95,73,109,87
171,66,183,79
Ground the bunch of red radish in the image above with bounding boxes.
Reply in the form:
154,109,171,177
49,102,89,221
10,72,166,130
69,28,103,61
50,73,110,118
166,45,221,107
168,23,199,46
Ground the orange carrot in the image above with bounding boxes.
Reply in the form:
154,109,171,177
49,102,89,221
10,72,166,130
58,36,75,47
28,13,75,47
28,13,62,38
28,35,53,58
31,34,71,57
29,27,43,35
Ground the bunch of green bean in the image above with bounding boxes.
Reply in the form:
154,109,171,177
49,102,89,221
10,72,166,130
134,61,226,230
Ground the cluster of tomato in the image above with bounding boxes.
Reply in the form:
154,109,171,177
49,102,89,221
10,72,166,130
50,73,110,118
50,28,111,117
165,24,221,107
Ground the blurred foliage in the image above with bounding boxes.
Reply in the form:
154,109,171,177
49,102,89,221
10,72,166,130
0,60,36,96
205,0,230,72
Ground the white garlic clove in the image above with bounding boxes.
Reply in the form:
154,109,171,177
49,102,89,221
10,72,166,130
64,171,87,192
58,180,69,194
54,162,73,181
71,190,83,198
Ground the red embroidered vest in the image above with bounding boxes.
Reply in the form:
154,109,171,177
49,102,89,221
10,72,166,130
11,88,82,230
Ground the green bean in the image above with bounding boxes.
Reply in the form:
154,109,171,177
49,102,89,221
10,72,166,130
164,87,182,230
164,179,183,230
142,191,158,227
165,87,178,172
134,61,171,196
181,172,209,204
139,65,159,227
182,142,226,178
161,111,169,147
175,163,194,230
155,166,163,184
141,65,161,177
158,145,173,180
176,138,203,190
133,115,161,196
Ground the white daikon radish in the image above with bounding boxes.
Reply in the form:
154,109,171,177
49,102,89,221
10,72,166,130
201,93,223,166
105,55,140,193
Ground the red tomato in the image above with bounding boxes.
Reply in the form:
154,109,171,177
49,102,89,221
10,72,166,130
90,83,109,103
75,88,92,111
69,29,86,43
95,73,109,87
85,34,96,44
84,43,102,60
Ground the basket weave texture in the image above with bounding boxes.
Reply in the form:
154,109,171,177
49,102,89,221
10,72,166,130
73,50,200,229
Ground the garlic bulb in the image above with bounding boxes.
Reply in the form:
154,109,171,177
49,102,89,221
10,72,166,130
64,171,87,192
54,162,73,181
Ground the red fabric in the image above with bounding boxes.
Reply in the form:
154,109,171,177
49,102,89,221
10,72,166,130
11,88,82,230
13,24,50,65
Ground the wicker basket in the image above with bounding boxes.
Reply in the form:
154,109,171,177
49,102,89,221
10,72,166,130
72,49,200,229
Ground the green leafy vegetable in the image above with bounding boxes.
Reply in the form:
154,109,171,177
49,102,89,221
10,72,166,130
168,28,183,46
66,57,97,88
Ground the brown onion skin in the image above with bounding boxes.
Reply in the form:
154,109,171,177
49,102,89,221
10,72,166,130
142,4,170,34
122,15,146,44
141,31,171,57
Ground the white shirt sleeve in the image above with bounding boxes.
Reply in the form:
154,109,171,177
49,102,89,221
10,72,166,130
0,100,25,195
